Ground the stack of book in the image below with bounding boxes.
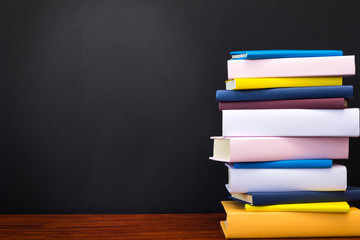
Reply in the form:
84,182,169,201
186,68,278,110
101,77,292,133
210,50,360,238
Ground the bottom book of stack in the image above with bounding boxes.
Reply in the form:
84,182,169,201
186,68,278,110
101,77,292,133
220,201,360,238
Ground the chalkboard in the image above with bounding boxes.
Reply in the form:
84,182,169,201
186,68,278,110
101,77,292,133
1,0,360,213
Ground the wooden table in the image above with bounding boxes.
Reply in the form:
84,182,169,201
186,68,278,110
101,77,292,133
0,214,359,239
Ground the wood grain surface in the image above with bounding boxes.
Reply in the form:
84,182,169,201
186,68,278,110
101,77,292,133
0,214,359,240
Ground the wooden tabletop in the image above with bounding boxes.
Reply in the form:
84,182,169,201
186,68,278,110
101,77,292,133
0,214,359,240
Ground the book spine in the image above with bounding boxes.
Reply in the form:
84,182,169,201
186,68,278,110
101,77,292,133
218,98,346,110
227,55,355,78
226,137,349,162
226,164,347,193
222,109,360,137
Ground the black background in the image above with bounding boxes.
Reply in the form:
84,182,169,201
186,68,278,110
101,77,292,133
1,0,360,213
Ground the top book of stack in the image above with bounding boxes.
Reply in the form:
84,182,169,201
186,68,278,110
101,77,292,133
228,52,355,79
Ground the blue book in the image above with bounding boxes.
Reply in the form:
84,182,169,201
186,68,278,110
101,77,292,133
233,159,332,169
216,86,353,102
229,186,360,206
230,50,343,60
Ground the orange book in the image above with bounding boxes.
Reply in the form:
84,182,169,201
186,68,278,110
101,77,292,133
221,201,360,238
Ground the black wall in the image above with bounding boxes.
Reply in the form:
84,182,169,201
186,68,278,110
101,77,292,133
1,0,360,213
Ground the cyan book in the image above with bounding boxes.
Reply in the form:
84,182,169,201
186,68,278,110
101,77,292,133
233,159,332,169
230,50,343,59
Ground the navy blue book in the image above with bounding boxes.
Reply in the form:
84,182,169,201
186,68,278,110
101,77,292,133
233,159,332,169
230,50,343,60
216,86,353,102
229,186,360,206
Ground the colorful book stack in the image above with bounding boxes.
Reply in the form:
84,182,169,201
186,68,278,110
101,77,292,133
210,50,360,238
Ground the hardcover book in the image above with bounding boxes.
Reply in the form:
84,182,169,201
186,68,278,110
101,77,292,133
245,201,349,213
227,55,355,78
210,137,349,162
230,50,343,60
220,201,360,238
232,159,332,169
218,98,346,110
216,86,353,102
225,77,342,90
229,186,360,205
226,163,347,193
222,109,360,137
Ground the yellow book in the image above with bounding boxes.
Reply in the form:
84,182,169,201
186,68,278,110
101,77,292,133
221,201,360,239
225,77,342,90
245,201,350,213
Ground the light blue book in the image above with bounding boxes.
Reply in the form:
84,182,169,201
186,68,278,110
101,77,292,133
230,50,343,60
233,159,332,169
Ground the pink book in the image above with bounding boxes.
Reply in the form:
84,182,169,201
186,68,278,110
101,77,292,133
227,56,355,79
218,98,346,110
210,137,349,162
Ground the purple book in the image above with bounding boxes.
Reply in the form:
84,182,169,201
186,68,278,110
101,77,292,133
219,98,346,110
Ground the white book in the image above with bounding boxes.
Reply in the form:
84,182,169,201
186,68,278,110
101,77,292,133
209,137,349,162
226,163,347,193
222,109,359,137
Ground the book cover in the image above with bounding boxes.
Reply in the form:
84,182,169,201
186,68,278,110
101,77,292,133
230,186,360,205
220,201,360,238
216,86,353,102
228,55,355,78
226,77,342,90
218,98,346,110
245,201,349,213
232,159,332,169
226,163,346,193
230,50,343,60
222,109,360,137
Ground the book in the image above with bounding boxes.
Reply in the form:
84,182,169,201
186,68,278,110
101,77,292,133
225,163,346,193
232,159,332,169
222,109,360,137
216,86,353,102
245,201,349,213
210,137,349,162
220,201,360,238
225,77,342,90
218,98,347,110
229,186,360,206
230,50,343,60
228,55,355,78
